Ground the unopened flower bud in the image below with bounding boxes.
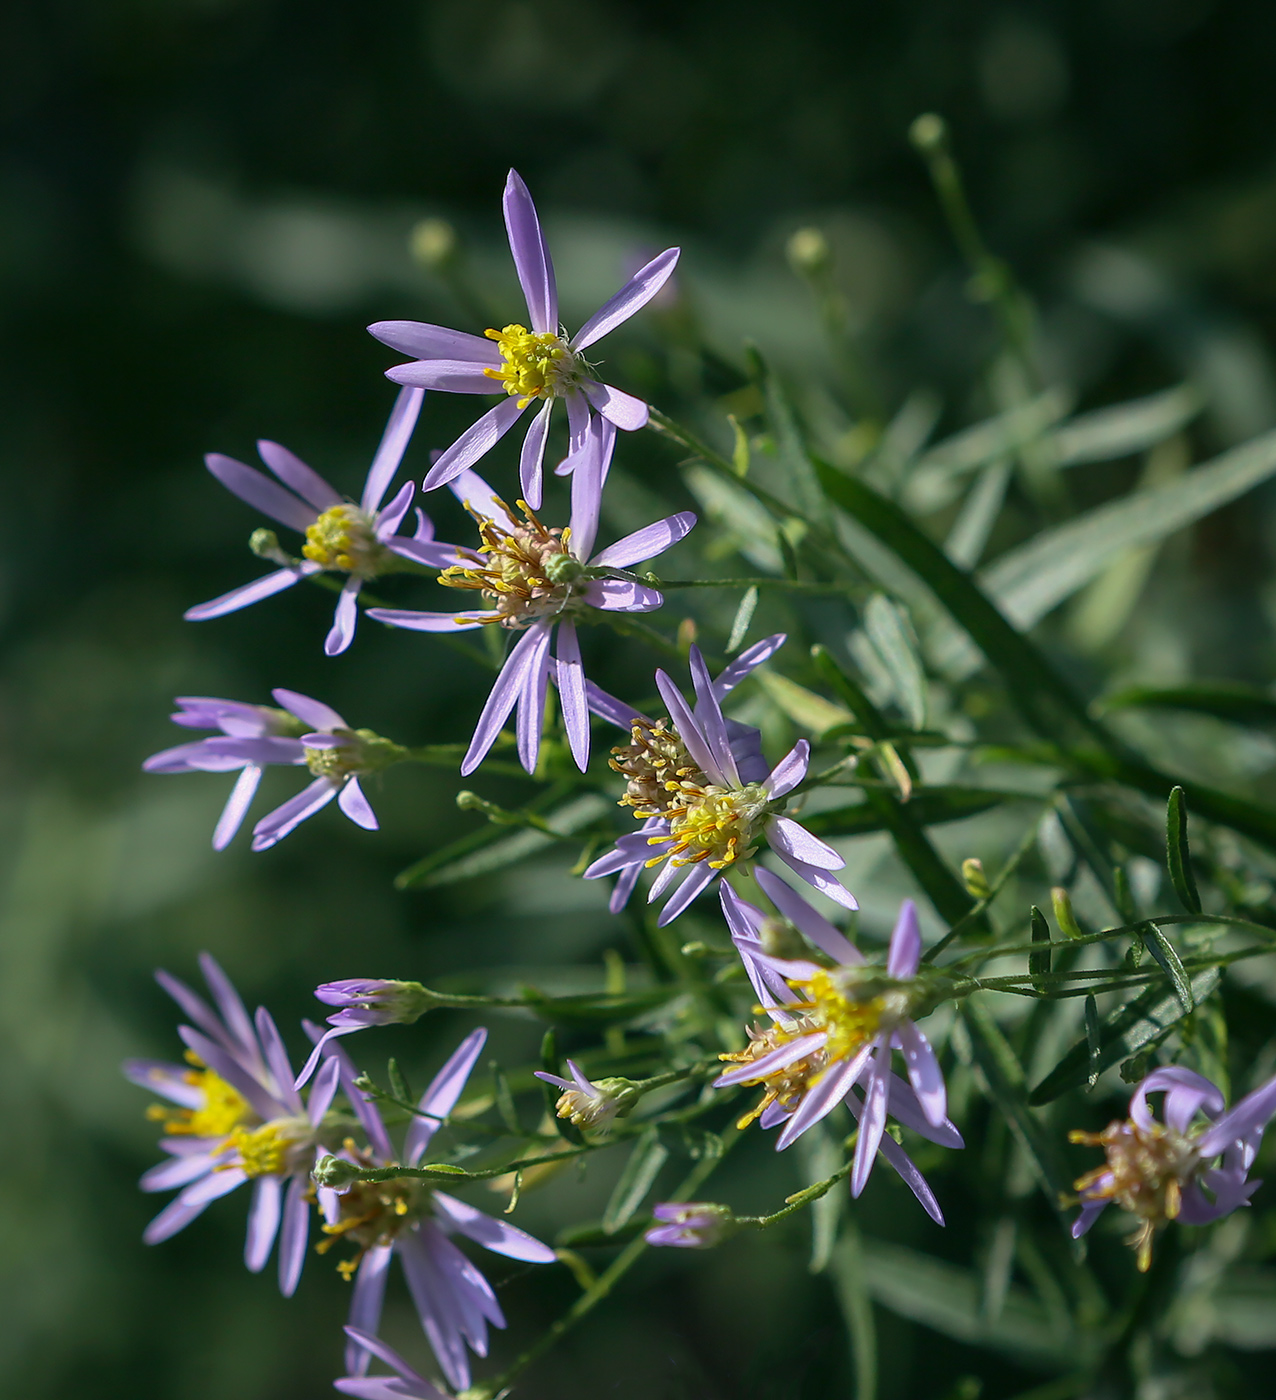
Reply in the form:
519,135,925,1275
758,914,808,961
312,1153,362,1189
962,857,991,900
645,1201,737,1248
786,227,831,278
1051,887,1083,940
909,112,948,154
544,551,586,585
410,217,458,270
250,527,291,564
315,978,439,1028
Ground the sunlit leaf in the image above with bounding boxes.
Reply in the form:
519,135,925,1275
863,593,928,730
602,1125,668,1234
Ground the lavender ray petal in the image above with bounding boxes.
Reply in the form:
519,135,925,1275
142,1193,217,1245
255,440,342,512
343,1328,426,1388
854,1099,945,1225
591,511,697,570
177,1162,247,1208
1071,1200,1109,1239
887,900,923,978
851,1043,892,1197
582,679,647,729
244,1175,282,1273
421,398,526,492
431,1190,557,1262
154,967,233,1051
198,950,261,1060
306,1053,342,1125
366,607,487,632
752,866,862,965
368,320,501,364
503,169,558,333
124,1057,203,1106
325,577,362,657
199,735,307,766
360,385,425,511
447,467,515,529
563,389,590,461
384,538,463,570
277,1176,310,1297
515,624,554,775
375,481,417,540
714,1033,827,1087
323,1039,395,1162
338,777,380,831
581,576,664,612
583,839,650,879
212,765,262,850
184,567,309,621
204,453,316,532
713,633,787,697
885,1072,964,1148
555,619,590,771
775,1043,875,1151
271,688,347,731
382,361,497,394
140,1152,216,1192
254,1005,303,1112
610,861,643,913
572,246,681,349
251,778,340,851
581,378,648,431
765,740,810,800
766,817,844,871
1199,1072,1276,1157
518,400,554,511
397,1229,474,1392
768,849,860,909
345,1247,395,1375
460,622,550,777
567,415,611,562
646,852,685,902
653,670,722,783
176,1027,279,1121
894,1020,947,1127
406,1027,489,1166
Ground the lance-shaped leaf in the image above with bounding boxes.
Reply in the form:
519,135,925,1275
602,1125,669,1234
1051,383,1203,467
1029,966,1221,1104
804,786,1027,839
1142,923,1194,1015
1084,996,1101,1090
1097,681,1276,729
863,593,928,730
1029,906,1052,977
756,669,851,736
1166,786,1203,914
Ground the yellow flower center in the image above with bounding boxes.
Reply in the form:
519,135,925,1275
719,1020,828,1129
302,504,390,575
146,1056,254,1139
1070,1118,1200,1271
789,969,891,1063
316,1143,425,1280
440,496,580,628
610,718,706,819
224,1119,310,1178
645,780,768,870
483,324,582,406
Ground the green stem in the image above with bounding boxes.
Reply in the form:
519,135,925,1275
652,576,852,595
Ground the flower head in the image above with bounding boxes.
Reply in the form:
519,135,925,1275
186,387,457,654
123,953,341,1296
293,979,444,1089
370,170,679,510
311,1030,556,1393
1070,1065,1276,1270
583,640,858,924
534,1060,638,1131
715,888,962,1220
368,422,695,776
645,1202,737,1249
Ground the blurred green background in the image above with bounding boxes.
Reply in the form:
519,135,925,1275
8,2,1276,1396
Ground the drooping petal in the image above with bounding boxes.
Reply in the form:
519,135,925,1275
774,1042,875,1150
343,1327,435,1391
1133,1066,1225,1134
1071,1199,1109,1239
277,1176,310,1297
421,398,527,492
581,378,648,431
845,1090,945,1225
753,867,861,964
765,740,810,800
887,900,923,979
772,855,860,913
460,622,550,777
566,415,612,562
1199,1071,1276,1158
515,623,555,774
256,441,342,512
894,1020,947,1127
374,481,417,540
244,1175,282,1273
396,1228,476,1392
345,1248,394,1375
184,566,311,621
590,511,697,570
271,688,348,732
654,669,722,784
250,777,340,851
609,860,644,914
338,777,379,831
766,816,844,870
204,453,316,532
556,619,589,771
572,246,681,350
518,400,554,510
851,1042,891,1197
368,320,502,364
407,1028,489,1166
713,633,787,697
325,577,363,656
655,859,717,925
582,679,647,730
432,1191,557,1262
503,169,558,333
209,765,262,850
714,1032,827,1087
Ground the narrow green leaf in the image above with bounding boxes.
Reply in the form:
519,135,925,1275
726,585,759,652
490,1061,521,1135
1113,866,1136,924
945,459,1011,569
1098,681,1276,729
863,593,928,729
1029,967,1221,1104
962,1000,1073,1219
756,669,851,736
1083,996,1100,1090
832,1219,878,1400
805,786,1025,838
602,1125,668,1234
1142,924,1194,1015
1166,786,1203,914
1029,907,1051,977
683,465,786,574
387,1058,412,1106
796,1123,844,1275
1052,383,1203,466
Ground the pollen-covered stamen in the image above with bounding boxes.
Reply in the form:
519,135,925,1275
645,780,768,870
610,717,707,818
787,967,910,1063
316,1141,427,1280
223,1117,314,1178
720,1020,828,1129
483,323,584,407
440,496,582,627
304,728,406,780
302,503,392,576
146,1053,254,1139
1069,1118,1200,1271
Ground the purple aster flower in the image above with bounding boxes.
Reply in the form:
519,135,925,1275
293,979,440,1089
367,418,695,775
142,696,307,849
151,687,405,850
645,1202,736,1249
534,1060,638,1131
715,889,961,1220
311,1029,557,1394
186,387,457,654
369,169,679,510
335,1329,452,1400
123,953,341,1296
583,640,858,924
1070,1064,1276,1270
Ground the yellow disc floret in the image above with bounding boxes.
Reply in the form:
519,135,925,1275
719,1020,828,1129
483,324,582,406
646,780,768,870
315,1141,425,1280
146,1054,254,1139
790,969,890,1063
225,1119,310,1178
302,504,390,576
